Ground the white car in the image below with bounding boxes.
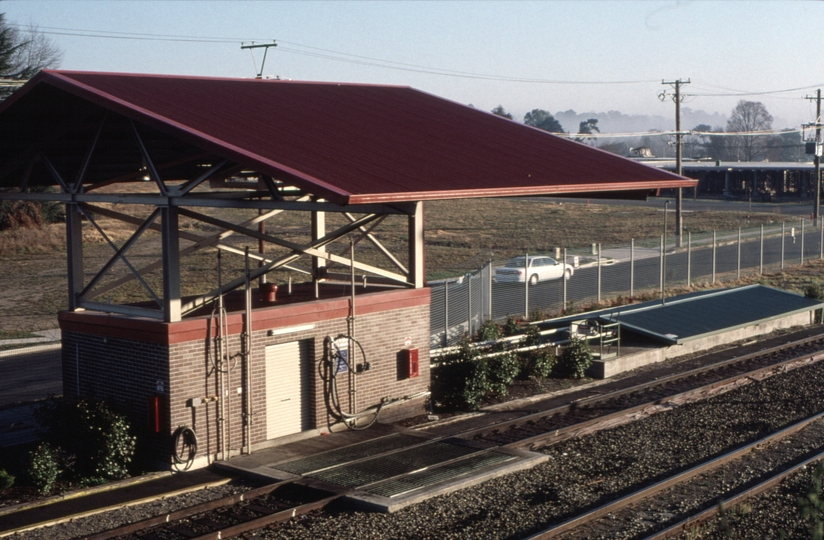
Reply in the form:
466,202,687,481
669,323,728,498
494,255,573,285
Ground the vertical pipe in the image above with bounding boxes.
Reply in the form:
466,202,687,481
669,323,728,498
781,222,785,270
712,231,717,284
562,248,568,313
524,251,529,321
630,239,635,298
760,225,764,274
349,238,356,415
801,218,805,265
687,232,692,286
597,243,602,304
243,247,253,455
737,227,741,279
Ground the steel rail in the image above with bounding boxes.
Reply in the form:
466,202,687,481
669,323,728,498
453,331,824,446
505,349,824,452
523,410,824,539
642,451,824,539
85,478,347,540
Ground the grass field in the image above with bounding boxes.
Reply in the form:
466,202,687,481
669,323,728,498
0,197,812,331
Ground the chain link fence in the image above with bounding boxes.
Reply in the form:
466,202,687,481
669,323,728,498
430,218,824,349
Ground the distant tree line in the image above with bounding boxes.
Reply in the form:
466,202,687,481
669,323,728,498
491,100,807,163
0,11,62,99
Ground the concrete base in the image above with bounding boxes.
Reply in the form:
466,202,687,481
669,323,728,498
591,312,814,379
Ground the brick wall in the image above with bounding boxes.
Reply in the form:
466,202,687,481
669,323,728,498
59,287,430,466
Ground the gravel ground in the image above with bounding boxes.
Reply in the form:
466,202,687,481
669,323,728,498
252,353,824,539
12,480,257,540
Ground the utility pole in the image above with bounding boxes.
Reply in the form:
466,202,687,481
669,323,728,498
660,79,690,247
804,89,822,222
241,41,278,79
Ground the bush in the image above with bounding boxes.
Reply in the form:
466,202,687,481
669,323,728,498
475,320,502,341
34,397,136,484
503,316,520,337
431,339,489,411
521,346,557,379
0,469,14,491
28,443,62,495
557,335,592,379
804,281,824,301
521,324,542,347
487,349,519,397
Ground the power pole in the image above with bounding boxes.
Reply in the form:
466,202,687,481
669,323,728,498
660,79,690,247
805,89,822,222
241,41,278,79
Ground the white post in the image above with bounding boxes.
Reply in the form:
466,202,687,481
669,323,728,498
597,243,602,303
687,231,692,286
712,231,717,284
737,227,741,279
760,225,764,274
630,239,635,298
562,248,568,312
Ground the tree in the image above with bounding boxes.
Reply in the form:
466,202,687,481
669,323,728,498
575,118,599,144
491,105,513,120
0,14,62,98
688,124,728,160
726,100,773,161
523,109,565,133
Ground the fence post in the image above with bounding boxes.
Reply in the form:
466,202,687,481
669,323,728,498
712,231,717,284
686,232,691,286
524,251,529,321
597,243,602,304
563,248,568,312
781,222,785,270
737,227,741,279
444,282,449,347
487,260,493,322
630,239,634,298
760,225,764,274
801,218,805,265
659,235,664,296
467,276,472,336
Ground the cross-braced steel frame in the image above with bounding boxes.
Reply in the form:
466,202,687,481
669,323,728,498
0,114,425,322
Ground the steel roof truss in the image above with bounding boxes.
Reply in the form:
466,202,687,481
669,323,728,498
129,120,168,197
176,159,231,196
83,201,311,299
78,204,162,307
344,212,408,276
37,152,70,193
72,114,106,194
77,207,162,303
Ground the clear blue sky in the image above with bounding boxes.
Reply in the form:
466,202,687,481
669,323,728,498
3,1,822,129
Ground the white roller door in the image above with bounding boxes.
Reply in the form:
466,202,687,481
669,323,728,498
265,340,310,439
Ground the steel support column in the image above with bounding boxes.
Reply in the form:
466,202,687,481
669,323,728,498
408,201,425,288
312,207,326,297
66,203,84,311
162,205,181,322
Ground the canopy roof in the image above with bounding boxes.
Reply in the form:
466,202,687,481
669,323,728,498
0,70,695,206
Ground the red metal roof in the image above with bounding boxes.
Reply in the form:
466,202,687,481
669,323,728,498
1,70,695,205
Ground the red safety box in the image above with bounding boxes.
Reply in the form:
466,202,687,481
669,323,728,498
401,347,419,378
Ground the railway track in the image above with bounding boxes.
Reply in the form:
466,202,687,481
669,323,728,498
8,329,824,539
523,410,824,538
460,332,824,449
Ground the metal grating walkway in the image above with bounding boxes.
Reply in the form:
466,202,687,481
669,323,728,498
273,433,426,475
363,450,515,498
308,439,482,488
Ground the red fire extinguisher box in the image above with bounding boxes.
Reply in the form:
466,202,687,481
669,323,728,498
400,348,419,379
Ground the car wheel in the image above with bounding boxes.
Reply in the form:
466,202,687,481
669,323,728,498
564,269,572,280
529,274,539,285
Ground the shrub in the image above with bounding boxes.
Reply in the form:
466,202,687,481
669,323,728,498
0,469,14,491
521,324,542,347
522,346,557,379
34,397,136,484
503,316,520,337
431,339,489,411
804,281,824,301
28,443,62,495
487,349,520,397
557,335,592,379
475,320,502,341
